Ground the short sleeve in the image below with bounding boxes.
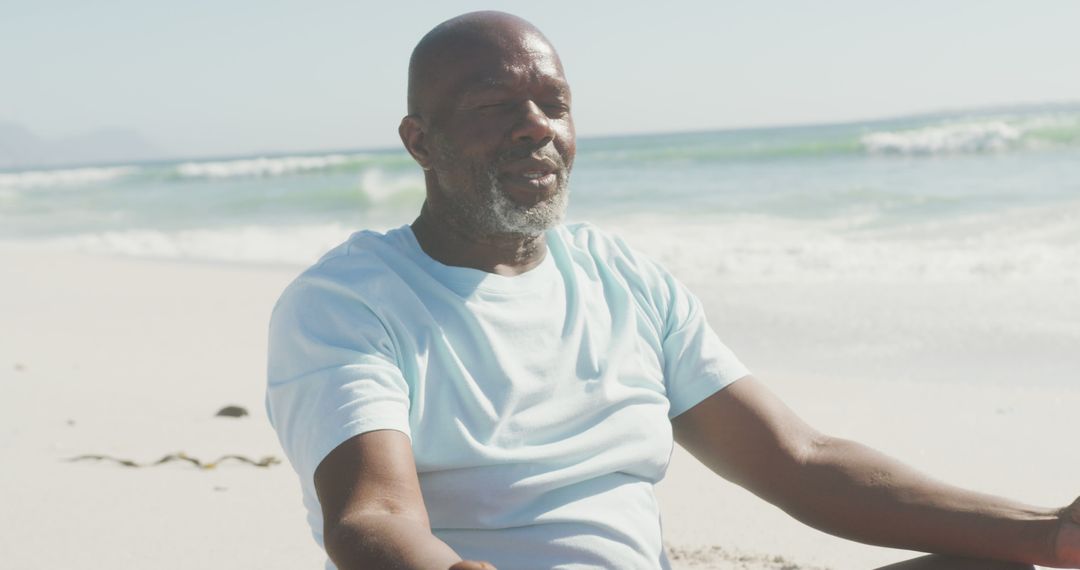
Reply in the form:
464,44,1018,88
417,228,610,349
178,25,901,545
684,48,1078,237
266,273,411,486
658,271,751,418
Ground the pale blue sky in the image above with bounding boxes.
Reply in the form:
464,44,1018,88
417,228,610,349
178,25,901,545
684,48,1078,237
3,0,1079,157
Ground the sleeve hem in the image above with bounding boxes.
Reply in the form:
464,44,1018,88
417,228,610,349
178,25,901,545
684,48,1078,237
667,369,752,419
306,415,413,485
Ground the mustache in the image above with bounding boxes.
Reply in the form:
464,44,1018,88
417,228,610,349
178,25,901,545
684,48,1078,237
496,143,568,170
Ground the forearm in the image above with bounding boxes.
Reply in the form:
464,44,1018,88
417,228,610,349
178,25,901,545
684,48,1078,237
781,436,1058,564
325,512,462,570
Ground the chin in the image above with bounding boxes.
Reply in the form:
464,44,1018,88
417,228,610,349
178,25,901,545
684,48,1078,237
492,193,568,236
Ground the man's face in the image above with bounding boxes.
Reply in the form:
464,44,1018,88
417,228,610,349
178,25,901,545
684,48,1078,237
422,33,576,237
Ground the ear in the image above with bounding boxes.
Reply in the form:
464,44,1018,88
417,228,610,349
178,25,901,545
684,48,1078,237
398,115,432,170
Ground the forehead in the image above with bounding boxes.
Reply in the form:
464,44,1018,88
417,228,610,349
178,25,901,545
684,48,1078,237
440,33,569,95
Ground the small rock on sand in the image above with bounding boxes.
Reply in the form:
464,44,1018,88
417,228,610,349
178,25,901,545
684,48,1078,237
214,405,249,418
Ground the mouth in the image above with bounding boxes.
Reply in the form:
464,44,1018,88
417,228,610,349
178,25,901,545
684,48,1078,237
518,170,557,188
500,157,560,196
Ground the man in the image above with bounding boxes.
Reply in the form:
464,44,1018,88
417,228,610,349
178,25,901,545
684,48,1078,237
267,11,1080,570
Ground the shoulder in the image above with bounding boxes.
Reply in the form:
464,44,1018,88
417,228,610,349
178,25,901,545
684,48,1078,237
555,221,630,253
271,227,414,320
552,222,687,330
553,222,674,286
307,227,409,285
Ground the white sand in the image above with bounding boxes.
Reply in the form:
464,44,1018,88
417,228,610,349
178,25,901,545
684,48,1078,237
1,244,1076,569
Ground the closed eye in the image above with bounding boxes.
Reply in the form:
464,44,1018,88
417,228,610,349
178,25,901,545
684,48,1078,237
476,101,513,111
541,102,570,116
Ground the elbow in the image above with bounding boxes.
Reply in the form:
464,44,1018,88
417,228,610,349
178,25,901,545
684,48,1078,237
792,430,836,468
754,430,834,509
323,520,362,570
321,511,438,570
323,516,387,570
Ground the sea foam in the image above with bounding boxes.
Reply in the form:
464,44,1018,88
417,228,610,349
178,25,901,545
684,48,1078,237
175,154,363,179
602,203,1080,286
0,166,137,189
861,121,1022,155
42,224,369,266
31,202,1080,286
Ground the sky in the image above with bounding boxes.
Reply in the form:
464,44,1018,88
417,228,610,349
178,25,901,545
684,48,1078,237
3,0,1080,158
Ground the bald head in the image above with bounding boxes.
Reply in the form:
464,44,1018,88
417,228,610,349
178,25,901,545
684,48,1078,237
407,11,564,118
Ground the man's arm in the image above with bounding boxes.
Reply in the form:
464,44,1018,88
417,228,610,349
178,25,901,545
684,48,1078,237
671,376,1078,567
314,429,494,570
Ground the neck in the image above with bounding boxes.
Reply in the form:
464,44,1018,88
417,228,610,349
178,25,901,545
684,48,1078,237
411,202,549,276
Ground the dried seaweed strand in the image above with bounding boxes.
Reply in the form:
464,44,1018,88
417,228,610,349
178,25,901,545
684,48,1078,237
66,453,280,469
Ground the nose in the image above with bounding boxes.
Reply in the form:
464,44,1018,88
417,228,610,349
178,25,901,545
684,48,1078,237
510,100,555,146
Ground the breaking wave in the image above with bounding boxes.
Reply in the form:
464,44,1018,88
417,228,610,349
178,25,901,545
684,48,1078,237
174,153,364,179
861,122,1023,155
42,224,365,266
581,111,1080,165
0,166,138,189
0,151,415,190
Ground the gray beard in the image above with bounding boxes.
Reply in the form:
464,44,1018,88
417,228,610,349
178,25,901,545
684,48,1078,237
431,142,571,238
469,165,569,237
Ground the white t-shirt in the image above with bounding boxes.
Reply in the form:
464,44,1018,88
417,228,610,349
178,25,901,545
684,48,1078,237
267,223,750,570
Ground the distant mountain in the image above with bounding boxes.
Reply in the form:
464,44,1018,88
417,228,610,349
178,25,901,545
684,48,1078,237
0,122,167,169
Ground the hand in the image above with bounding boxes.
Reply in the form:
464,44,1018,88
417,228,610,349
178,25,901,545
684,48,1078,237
1053,497,1080,568
449,561,497,570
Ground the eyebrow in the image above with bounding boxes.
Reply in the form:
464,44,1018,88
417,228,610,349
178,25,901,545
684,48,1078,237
461,77,570,99
460,80,511,98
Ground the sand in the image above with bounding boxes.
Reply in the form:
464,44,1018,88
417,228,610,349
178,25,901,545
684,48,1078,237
1,243,1076,569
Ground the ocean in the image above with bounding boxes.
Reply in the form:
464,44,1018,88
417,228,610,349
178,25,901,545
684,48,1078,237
2,104,1079,285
